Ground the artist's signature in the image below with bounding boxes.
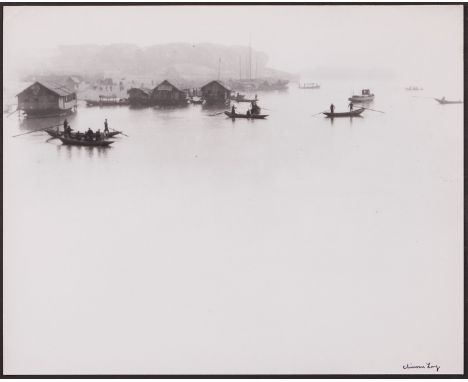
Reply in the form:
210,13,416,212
403,362,440,372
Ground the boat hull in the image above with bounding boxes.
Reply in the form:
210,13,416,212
86,100,129,106
323,108,365,118
435,98,463,105
58,137,114,147
224,111,268,119
348,95,374,103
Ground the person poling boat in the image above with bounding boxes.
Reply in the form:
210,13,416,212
348,102,354,111
104,118,109,134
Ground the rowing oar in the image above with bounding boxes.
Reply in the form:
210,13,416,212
12,124,61,138
361,107,385,113
311,111,326,117
111,128,129,137
5,108,18,118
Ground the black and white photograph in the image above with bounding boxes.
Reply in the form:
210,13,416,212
2,3,464,376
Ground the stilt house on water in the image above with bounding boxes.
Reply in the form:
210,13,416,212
127,87,153,106
16,81,77,118
200,80,231,105
151,80,188,106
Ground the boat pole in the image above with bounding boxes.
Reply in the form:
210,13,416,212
12,124,62,138
111,128,129,138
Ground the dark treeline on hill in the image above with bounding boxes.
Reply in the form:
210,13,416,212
43,43,292,81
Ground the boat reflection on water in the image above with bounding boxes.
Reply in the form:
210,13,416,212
55,141,111,159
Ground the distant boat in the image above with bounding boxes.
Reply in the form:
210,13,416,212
86,95,129,106
230,93,257,102
434,98,463,105
405,86,423,91
299,82,320,89
323,108,365,118
224,111,268,119
190,96,204,105
348,89,374,103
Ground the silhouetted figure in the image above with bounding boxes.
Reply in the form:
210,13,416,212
330,104,335,114
349,102,354,111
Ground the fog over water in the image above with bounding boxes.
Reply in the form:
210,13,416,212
3,5,464,85
3,5,464,375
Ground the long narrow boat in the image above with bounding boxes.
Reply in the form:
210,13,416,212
435,98,463,105
224,111,268,119
323,108,365,118
58,136,114,147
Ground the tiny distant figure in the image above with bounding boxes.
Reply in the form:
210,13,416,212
246,110,251,118
349,102,354,111
104,118,109,134
63,118,68,130
330,104,335,114
255,94,258,100
231,105,236,115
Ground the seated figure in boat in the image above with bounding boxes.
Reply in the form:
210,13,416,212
349,102,354,111
75,131,83,140
231,105,237,115
95,129,102,141
85,128,94,141
64,124,72,137
250,101,261,115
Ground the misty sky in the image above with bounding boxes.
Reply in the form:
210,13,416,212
4,5,463,82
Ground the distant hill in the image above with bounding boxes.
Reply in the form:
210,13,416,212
42,43,292,82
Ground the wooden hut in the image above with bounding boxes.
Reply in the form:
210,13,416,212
200,80,231,105
127,87,152,106
16,81,77,118
151,80,187,106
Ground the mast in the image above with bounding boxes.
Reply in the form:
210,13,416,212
249,34,252,81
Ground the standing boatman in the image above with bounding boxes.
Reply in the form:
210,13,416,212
330,103,335,114
231,105,237,115
348,101,354,111
104,118,109,134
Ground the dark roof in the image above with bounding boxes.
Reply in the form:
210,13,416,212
154,80,185,93
17,81,75,97
127,87,152,95
201,80,230,92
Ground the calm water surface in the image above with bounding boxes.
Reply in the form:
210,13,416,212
3,80,463,373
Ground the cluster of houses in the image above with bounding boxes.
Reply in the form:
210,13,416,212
16,78,233,117
126,80,231,107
